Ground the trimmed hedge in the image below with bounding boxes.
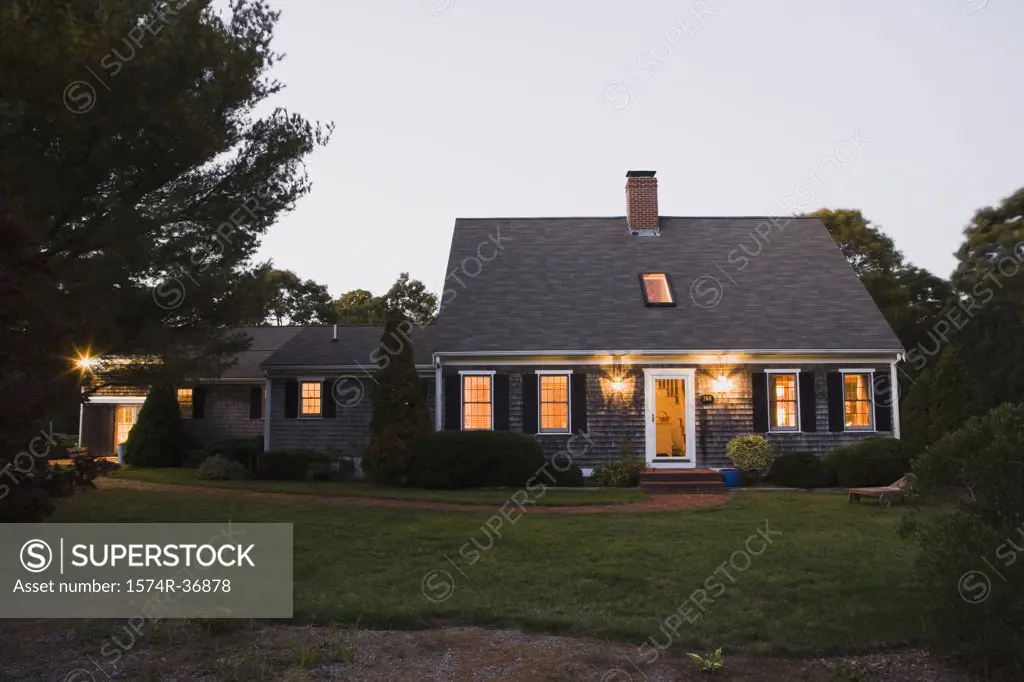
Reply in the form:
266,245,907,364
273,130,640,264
200,436,263,471
770,452,833,488
258,450,354,482
825,437,917,487
408,431,545,489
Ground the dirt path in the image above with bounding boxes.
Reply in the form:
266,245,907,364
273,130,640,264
0,620,968,681
95,477,730,514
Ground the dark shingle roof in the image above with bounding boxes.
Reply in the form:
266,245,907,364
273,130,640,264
221,326,305,378
434,217,902,353
262,325,436,368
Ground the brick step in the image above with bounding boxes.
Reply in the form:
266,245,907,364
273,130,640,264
639,471,724,483
641,481,729,495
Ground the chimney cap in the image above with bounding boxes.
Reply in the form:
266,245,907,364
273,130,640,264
625,170,656,178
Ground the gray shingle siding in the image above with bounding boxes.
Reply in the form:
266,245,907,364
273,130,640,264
266,376,436,456
183,385,264,443
439,363,893,469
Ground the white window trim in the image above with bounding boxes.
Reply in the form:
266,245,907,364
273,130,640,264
537,372,572,435
297,377,325,419
839,369,875,432
765,370,801,433
459,371,494,431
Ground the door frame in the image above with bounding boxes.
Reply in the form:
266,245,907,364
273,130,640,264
643,368,697,468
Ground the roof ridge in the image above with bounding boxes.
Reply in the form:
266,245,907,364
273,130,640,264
453,215,818,221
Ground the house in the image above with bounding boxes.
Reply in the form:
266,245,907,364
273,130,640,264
80,171,904,473
79,327,302,455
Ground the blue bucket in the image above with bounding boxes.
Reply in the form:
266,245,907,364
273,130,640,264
721,468,740,488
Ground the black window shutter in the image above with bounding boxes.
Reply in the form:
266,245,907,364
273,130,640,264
249,386,263,419
494,374,510,430
192,386,206,419
751,372,768,433
443,373,461,429
827,372,844,432
322,379,336,418
570,373,588,434
522,373,539,434
874,373,893,432
284,380,298,419
421,377,433,401
799,372,817,432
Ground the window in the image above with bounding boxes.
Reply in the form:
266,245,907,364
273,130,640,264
539,374,570,433
300,381,322,417
768,373,799,431
640,273,675,306
114,405,140,446
843,372,873,430
176,388,193,419
462,375,492,430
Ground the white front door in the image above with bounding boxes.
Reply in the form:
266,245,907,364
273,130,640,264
644,369,696,468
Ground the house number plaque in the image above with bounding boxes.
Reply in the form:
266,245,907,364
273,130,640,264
699,394,715,405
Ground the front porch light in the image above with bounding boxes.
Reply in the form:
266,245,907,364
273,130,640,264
713,374,731,393
75,353,97,371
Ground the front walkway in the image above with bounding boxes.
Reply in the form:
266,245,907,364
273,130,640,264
96,477,729,514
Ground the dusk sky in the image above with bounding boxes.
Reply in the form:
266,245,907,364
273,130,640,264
251,0,1023,298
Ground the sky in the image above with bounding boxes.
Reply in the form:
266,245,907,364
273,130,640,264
251,0,1023,298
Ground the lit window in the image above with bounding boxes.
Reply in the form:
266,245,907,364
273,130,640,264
115,405,140,446
768,373,798,431
843,373,873,430
640,273,675,306
462,375,492,430
300,381,321,417
177,388,193,419
539,375,570,433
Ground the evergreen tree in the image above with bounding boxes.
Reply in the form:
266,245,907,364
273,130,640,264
927,347,983,445
362,310,431,484
901,367,933,454
123,384,187,467
902,347,983,452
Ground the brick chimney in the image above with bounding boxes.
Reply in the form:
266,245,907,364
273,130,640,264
625,170,659,234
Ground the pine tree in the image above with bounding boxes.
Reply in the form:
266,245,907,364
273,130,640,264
123,384,187,467
903,347,984,452
362,310,431,484
927,347,983,444
901,368,933,454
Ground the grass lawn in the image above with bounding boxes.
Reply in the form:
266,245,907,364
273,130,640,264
109,466,647,506
51,486,923,655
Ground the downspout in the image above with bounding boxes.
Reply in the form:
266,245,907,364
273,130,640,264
263,372,272,451
434,355,443,431
890,358,902,439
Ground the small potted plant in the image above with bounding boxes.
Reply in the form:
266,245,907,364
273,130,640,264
726,435,774,486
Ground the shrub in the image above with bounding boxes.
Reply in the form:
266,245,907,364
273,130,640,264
550,462,585,487
257,450,345,482
408,431,545,489
362,310,432,484
198,454,253,481
898,403,1024,677
590,440,643,487
123,384,186,467
770,452,833,488
726,435,774,474
825,437,916,487
201,436,263,471
0,457,117,523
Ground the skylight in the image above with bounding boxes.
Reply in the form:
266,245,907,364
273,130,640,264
640,273,675,306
